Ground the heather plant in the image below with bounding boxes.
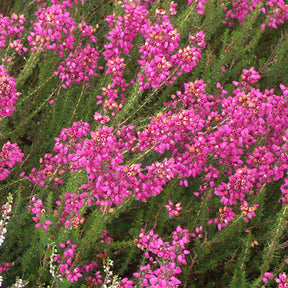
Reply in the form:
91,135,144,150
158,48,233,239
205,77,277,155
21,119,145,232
0,0,288,287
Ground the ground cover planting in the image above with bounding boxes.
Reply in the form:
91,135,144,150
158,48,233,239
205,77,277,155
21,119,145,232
1,0,288,287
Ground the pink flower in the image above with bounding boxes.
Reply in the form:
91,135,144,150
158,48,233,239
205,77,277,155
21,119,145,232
264,272,274,278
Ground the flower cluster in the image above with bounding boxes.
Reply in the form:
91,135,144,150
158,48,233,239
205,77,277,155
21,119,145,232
223,0,288,30
262,271,274,283
223,0,262,25
240,67,261,84
216,206,236,230
54,240,101,283
264,1,288,30
100,230,113,244
239,201,258,223
190,225,203,239
27,197,52,231
28,64,288,235
36,0,84,6
0,194,14,287
137,108,205,154
99,0,205,111
170,31,204,78
0,193,13,246
85,270,103,288
10,278,29,288
169,2,178,17
48,242,63,281
55,191,87,229
98,0,149,111
280,177,288,203
0,65,21,118
0,141,24,180
214,167,257,205
93,112,110,125
133,226,190,287
0,262,12,274
102,258,120,288
0,262,12,273
28,122,137,206
133,263,181,287
138,11,180,90
275,272,288,287
28,3,76,55
187,0,208,15
262,259,288,286
116,124,137,151
54,44,100,88
104,0,148,56
25,153,65,187
26,121,89,187
0,13,26,54
54,240,79,282
0,262,13,287
165,201,182,217
78,21,97,43
137,12,205,91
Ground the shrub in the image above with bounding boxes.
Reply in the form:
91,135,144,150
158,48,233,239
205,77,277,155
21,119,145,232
1,0,288,287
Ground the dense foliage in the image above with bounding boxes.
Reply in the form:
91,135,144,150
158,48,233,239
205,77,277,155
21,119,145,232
1,0,288,287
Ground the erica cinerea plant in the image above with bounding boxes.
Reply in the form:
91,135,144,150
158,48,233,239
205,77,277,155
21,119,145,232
0,0,288,287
